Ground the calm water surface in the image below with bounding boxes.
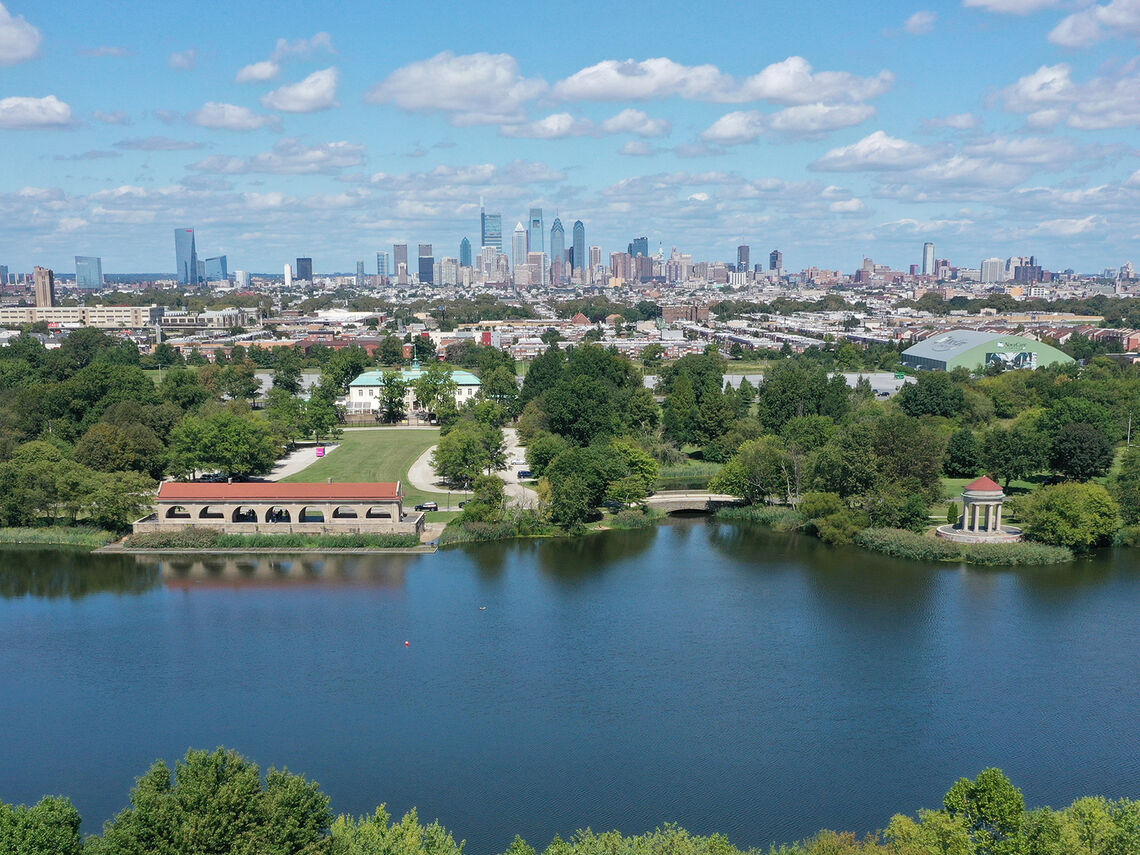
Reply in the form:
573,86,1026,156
2,519,1139,851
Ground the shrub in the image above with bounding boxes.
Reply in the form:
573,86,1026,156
124,528,223,549
0,526,117,548
799,492,845,520
813,508,869,545
607,509,663,530
1116,524,1140,547
947,502,960,526
1014,482,1119,551
715,505,805,531
855,528,1073,566
438,510,556,546
855,528,962,562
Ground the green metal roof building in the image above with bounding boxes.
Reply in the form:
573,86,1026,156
901,329,1074,372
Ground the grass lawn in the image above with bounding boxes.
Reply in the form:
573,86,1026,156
941,476,1038,498
282,428,443,507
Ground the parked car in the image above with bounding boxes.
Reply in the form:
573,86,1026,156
414,501,439,511
517,470,534,479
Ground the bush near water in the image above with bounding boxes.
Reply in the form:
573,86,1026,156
5,748,1138,855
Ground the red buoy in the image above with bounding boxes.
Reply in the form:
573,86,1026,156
404,640,410,647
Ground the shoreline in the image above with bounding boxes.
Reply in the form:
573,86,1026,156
94,545,437,555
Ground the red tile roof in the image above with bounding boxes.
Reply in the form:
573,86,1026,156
964,476,1003,493
157,482,402,502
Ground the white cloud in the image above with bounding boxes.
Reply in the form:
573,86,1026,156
0,95,72,129
93,110,130,124
904,10,937,33
188,102,280,131
261,67,339,112
811,130,934,171
236,60,280,83
168,49,196,70
271,32,334,61
1033,214,1103,235
552,55,893,105
78,45,132,58
962,135,1080,165
620,140,656,156
829,198,866,212
1049,0,1140,47
366,52,546,125
114,136,203,151
963,0,1059,13
500,113,590,139
925,112,980,129
188,138,365,175
702,103,874,144
912,155,1029,186
0,2,41,66
598,108,671,137
1000,63,1140,128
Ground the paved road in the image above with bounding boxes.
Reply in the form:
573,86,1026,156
267,443,340,481
407,427,538,509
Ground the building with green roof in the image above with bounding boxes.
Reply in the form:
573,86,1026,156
901,329,1074,372
346,362,482,415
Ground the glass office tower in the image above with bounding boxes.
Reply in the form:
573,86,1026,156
572,220,586,281
74,256,103,289
481,212,502,250
528,208,543,255
175,228,198,285
550,218,565,284
203,256,227,282
459,238,472,269
295,257,313,281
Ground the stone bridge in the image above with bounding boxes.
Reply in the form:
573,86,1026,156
646,491,744,513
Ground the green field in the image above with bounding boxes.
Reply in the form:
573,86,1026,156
282,428,449,508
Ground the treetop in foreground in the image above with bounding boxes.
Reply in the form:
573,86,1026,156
5,751,1140,855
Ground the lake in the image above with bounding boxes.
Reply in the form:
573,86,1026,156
2,519,1139,852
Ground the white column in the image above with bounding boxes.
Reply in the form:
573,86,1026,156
995,504,1002,531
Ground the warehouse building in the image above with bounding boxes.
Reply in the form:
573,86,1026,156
901,329,1074,372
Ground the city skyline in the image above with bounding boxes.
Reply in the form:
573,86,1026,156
2,0,1140,273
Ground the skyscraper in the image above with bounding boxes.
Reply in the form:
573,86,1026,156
572,220,586,282
74,255,103,290
283,264,293,287
33,266,54,307
175,228,198,285
418,244,434,284
550,218,565,284
356,260,365,287
737,245,750,272
481,211,502,250
980,257,1004,284
393,244,408,272
376,252,389,277
234,270,250,288
459,238,472,269
528,208,544,255
770,249,783,271
295,257,313,281
203,256,228,282
512,222,528,280
0,265,7,284
922,242,935,275
628,236,648,257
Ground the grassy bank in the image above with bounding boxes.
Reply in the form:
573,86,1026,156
855,528,1073,566
124,529,420,550
437,511,556,546
0,526,118,548
715,505,806,531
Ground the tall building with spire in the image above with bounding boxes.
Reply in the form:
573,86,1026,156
572,220,586,283
528,208,544,255
175,228,198,285
512,222,528,281
550,218,565,284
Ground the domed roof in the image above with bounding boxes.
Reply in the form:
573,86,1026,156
964,475,1004,494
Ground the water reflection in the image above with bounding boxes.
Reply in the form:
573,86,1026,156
0,546,159,599
534,527,658,582
152,553,417,589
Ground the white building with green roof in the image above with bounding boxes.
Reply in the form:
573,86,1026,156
901,329,1074,372
347,363,481,415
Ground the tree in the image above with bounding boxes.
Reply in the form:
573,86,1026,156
1111,446,1140,524
378,336,405,365
1049,422,1114,481
460,475,506,523
1015,482,1119,550
709,437,791,505
218,360,261,401
662,373,698,445
160,368,209,411
330,805,463,855
897,371,966,418
640,343,665,367
943,768,1025,854
479,365,520,413
431,423,492,487
74,421,165,479
168,413,278,479
265,387,308,448
544,375,620,446
272,348,304,394
379,371,410,424
549,476,595,532
306,382,344,442
412,362,457,415
944,430,983,478
981,423,1047,488
0,796,82,855
89,747,331,855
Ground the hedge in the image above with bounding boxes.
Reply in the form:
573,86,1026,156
856,528,1073,566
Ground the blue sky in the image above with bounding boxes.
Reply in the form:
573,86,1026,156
1,0,1139,275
